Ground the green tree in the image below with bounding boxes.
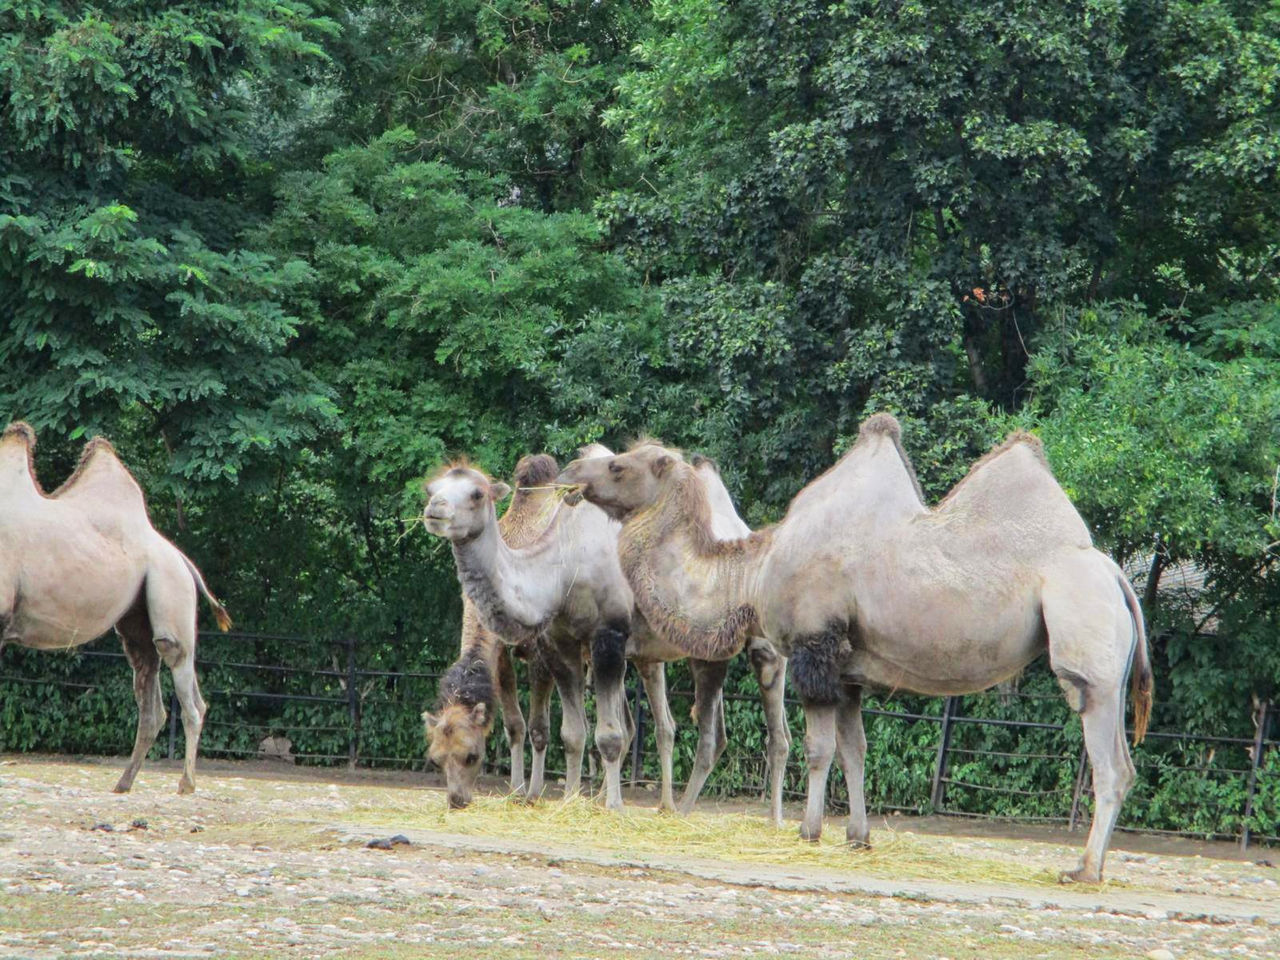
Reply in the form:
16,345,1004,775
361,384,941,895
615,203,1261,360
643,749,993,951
0,1,338,488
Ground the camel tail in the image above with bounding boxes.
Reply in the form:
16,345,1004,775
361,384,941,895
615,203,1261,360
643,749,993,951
181,552,233,632
1117,573,1151,745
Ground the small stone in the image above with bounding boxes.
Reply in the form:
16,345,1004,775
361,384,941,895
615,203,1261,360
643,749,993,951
90,823,114,832
1146,950,1176,960
129,819,148,831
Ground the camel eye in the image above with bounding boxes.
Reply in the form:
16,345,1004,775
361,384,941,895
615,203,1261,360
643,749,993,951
609,463,624,477
465,752,480,766
471,489,483,502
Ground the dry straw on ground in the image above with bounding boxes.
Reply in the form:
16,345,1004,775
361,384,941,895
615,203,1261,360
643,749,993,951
339,791,1068,888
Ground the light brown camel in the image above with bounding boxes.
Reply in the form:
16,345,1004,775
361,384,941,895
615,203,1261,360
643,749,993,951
557,415,1153,883
422,454,559,809
0,421,230,794
424,446,634,809
424,447,790,818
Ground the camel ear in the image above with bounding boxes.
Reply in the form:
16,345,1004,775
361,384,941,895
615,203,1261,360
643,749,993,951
650,454,673,478
422,711,439,736
489,481,512,501
470,702,488,726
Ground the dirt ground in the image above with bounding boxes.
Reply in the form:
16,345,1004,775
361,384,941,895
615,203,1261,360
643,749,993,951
1,756,1276,959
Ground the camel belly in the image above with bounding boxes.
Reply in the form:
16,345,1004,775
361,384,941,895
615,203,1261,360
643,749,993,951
846,581,1047,695
6,531,144,650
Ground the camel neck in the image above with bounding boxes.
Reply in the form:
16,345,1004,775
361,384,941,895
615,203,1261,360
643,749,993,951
619,480,768,661
451,508,562,642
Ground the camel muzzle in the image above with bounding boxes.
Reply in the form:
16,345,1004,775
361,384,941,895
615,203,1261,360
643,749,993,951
424,498,454,521
554,466,592,505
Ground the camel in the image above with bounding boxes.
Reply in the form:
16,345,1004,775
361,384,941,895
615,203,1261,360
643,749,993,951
557,415,1153,883
424,447,791,818
0,421,230,794
422,454,559,809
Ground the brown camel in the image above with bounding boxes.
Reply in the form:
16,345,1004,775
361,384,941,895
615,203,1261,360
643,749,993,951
424,447,790,818
0,422,230,794
557,415,1152,883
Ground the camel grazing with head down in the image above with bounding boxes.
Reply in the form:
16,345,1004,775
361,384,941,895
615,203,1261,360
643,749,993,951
0,422,230,794
424,447,790,819
558,415,1152,883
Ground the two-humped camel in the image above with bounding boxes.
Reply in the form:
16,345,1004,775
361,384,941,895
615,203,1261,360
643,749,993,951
558,415,1152,882
424,446,790,818
423,454,561,809
0,422,230,793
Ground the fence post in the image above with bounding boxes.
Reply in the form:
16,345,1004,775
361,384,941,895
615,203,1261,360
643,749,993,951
167,691,180,760
1068,741,1090,831
930,696,959,812
1241,699,1271,851
346,636,360,771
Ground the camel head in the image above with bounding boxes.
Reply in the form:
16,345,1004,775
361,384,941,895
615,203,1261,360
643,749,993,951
422,701,491,809
423,464,511,541
556,441,685,521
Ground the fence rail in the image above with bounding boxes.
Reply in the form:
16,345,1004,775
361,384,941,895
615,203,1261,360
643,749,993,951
1,630,1275,848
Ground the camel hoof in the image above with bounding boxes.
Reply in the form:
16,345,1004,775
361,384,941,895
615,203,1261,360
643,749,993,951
112,781,132,795
1058,867,1101,885
798,824,822,844
176,779,195,795
846,836,871,851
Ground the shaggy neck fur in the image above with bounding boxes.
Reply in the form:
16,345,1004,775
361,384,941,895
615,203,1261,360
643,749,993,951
435,626,495,711
619,466,772,660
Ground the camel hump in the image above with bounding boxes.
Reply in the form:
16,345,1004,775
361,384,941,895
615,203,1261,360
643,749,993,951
1001,429,1048,464
577,442,615,459
2,421,36,448
690,452,720,474
52,435,144,503
858,412,902,440
514,453,559,487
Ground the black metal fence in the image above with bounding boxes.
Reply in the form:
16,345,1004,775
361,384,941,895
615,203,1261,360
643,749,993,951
1,630,1275,848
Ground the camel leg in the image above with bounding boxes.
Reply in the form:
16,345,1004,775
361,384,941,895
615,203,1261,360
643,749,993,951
146,557,205,794
635,660,677,812
495,646,526,793
112,601,165,794
546,646,587,799
525,652,554,801
799,703,837,841
157,637,205,794
749,637,790,826
834,685,869,847
1046,568,1138,883
677,658,730,814
1060,681,1133,883
590,621,631,811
